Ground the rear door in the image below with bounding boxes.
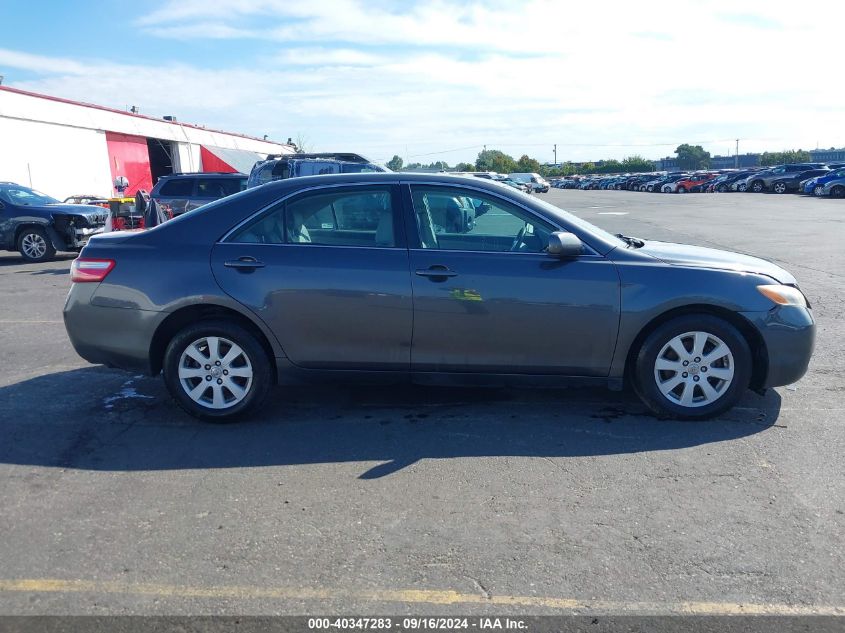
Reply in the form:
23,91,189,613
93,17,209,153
404,183,620,375
211,183,413,369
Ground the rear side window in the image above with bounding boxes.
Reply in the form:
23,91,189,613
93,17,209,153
296,162,340,177
230,186,397,248
159,178,194,196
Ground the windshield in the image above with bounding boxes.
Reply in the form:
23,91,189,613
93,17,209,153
529,195,625,248
0,185,60,206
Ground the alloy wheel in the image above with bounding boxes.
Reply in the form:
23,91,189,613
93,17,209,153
653,331,734,408
21,233,47,259
178,336,253,409
773,182,787,194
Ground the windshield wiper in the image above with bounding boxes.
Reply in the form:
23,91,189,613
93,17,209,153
615,233,645,248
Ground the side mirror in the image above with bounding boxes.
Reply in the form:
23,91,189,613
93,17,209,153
548,231,582,258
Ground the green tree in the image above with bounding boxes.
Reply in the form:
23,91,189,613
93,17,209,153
386,155,404,171
475,149,517,174
621,155,657,172
516,154,542,173
675,144,711,170
759,150,811,166
454,162,475,172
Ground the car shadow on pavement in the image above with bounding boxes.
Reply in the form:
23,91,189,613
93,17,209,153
0,367,782,479
0,254,76,267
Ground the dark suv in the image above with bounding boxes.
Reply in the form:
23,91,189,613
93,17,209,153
150,173,247,217
0,182,107,262
246,153,386,189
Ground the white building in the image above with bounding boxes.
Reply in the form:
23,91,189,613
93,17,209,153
0,86,295,200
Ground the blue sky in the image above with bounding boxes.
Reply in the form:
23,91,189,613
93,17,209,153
1,1,843,166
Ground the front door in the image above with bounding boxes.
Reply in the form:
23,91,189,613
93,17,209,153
211,184,412,369
406,184,620,375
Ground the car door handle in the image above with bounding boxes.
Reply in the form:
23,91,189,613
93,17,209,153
224,257,265,270
415,266,457,279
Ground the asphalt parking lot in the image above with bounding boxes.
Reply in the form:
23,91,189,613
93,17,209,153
0,190,843,616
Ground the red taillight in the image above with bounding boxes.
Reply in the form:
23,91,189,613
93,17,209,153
71,258,115,283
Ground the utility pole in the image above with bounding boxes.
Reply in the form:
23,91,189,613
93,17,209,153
553,144,557,167
735,139,739,168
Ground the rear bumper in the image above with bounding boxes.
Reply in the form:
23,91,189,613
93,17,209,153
741,306,815,388
63,284,164,374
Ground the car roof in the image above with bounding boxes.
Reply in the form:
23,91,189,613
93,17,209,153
160,172,246,179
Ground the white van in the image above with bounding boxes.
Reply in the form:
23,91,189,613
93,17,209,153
508,172,550,193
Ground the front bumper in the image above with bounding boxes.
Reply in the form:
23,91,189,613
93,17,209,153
741,305,815,388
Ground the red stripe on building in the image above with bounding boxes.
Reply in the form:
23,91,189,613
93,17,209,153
105,132,153,196
200,146,238,173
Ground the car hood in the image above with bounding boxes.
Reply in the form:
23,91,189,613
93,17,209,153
43,203,108,217
639,240,796,284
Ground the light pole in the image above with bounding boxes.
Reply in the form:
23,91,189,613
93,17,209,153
553,144,557,167
735,139,739,168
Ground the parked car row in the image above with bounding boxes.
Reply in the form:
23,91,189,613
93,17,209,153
551,162,845,197
450,171,550,193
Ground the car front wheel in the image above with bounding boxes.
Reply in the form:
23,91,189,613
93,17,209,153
772,181,788,194
831,185,845,198
751,180,765,193
633,315,751,420
163,320,272,422
18,227,56,263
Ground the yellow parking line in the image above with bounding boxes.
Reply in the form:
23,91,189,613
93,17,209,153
0,579,843,615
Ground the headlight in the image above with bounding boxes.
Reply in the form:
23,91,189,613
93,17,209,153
757,285,807,308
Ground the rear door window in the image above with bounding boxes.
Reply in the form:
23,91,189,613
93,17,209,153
230,186,399,248
197,178,245,198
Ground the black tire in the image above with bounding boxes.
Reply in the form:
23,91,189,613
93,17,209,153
738,183,747,192
632,315,752,420
17,227,56,263
717,184,728,193
750,180,765,193
772,181,788,194
162,319,272,422
831,185,845,198
677,186,687,194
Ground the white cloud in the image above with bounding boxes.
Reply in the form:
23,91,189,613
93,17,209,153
3,1,845,165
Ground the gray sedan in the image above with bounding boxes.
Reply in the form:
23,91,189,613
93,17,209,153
64,173,815,421
822,177,845,198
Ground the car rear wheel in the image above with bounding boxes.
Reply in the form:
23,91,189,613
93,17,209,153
163,320,272,422
751,180,765,193
717,184,728,192
18,227,56,263
831,185,845,198
772,181,788,194
633,315,751,420
677,186,687,193
813,185,825,196
737,183,747,192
